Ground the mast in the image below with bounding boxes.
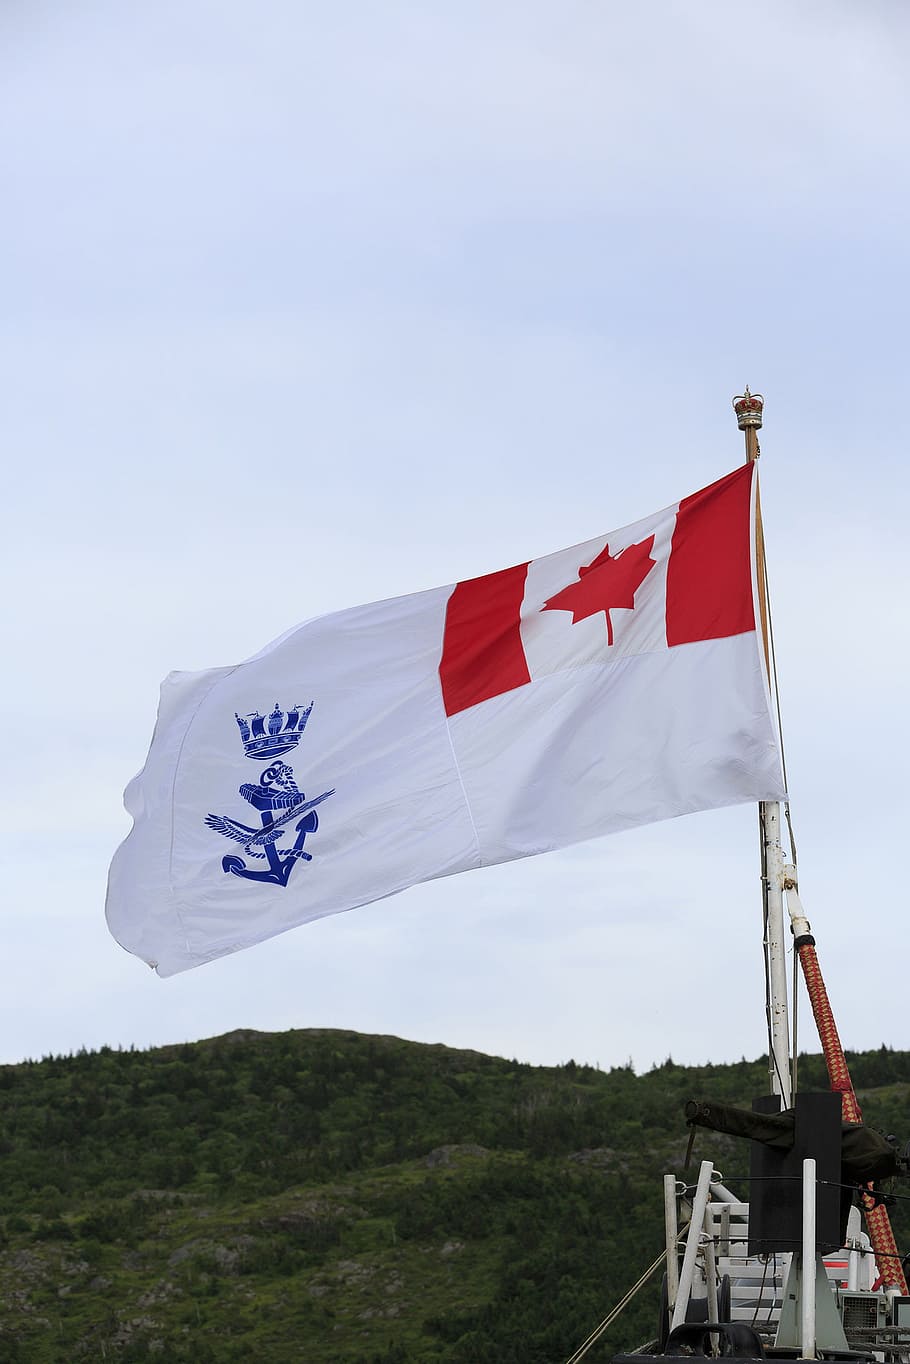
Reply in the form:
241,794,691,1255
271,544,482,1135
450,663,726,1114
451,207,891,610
733,390,792,1107
734,392,906,1295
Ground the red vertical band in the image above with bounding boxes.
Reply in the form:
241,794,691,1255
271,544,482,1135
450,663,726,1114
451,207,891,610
666,463,755,646
439,563,531,717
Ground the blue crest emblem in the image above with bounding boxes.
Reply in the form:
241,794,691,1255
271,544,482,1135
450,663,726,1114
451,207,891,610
205,702,334,888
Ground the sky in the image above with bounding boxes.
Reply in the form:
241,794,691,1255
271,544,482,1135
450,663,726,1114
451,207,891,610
2,1,908,1074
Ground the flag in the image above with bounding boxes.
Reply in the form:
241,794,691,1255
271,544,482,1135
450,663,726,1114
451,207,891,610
106,462,785,976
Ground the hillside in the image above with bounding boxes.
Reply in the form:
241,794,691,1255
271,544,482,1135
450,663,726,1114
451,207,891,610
1,1031,909,1363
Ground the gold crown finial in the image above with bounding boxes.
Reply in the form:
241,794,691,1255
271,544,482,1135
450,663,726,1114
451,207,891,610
733,386,764,430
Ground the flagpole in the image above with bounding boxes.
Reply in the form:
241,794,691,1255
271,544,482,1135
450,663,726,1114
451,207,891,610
734,389,792,1107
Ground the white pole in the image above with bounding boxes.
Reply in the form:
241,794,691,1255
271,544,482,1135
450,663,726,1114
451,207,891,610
664,1174,680,1314
672,1160,714,1331
703,1201,719,1323
847,1248,859,1293
763,800,792,1106
845,1206,860,1290
734,393,792,1110
802,1157,817,1359
709,1177,740,1206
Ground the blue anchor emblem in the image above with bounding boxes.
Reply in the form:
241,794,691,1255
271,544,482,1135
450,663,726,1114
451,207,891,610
205,704,334,887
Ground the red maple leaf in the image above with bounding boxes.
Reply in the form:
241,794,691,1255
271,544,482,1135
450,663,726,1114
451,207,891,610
541,536,656,645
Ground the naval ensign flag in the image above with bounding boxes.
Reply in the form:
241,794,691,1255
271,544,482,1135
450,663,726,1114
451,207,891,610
107,463,785,976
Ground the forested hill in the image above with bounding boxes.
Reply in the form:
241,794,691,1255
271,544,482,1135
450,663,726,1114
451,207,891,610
1,1031,909,1364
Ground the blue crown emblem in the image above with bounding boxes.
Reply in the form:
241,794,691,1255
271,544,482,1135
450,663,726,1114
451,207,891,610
235,702,313,761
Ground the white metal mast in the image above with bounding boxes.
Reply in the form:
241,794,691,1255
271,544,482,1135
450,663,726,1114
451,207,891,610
734,390,792,1107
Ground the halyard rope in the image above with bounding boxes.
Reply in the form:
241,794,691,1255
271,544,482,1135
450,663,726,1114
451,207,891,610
757,526,796,1090
760,536,797,868
759,530,799,1087
563,1246,669,1364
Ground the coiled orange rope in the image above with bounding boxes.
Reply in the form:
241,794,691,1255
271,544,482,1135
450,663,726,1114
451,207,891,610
796,938,907,1293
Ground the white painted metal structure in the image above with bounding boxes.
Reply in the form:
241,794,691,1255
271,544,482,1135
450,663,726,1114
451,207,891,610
802,1157,818,1358
761,800,792,1107
671,1160,715,1332
663,1172,882,1347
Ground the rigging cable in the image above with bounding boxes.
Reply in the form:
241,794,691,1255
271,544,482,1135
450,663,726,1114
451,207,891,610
750,1253,770,1329
760,531,797,869
563,1245,671,1364
759,522,799,1088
